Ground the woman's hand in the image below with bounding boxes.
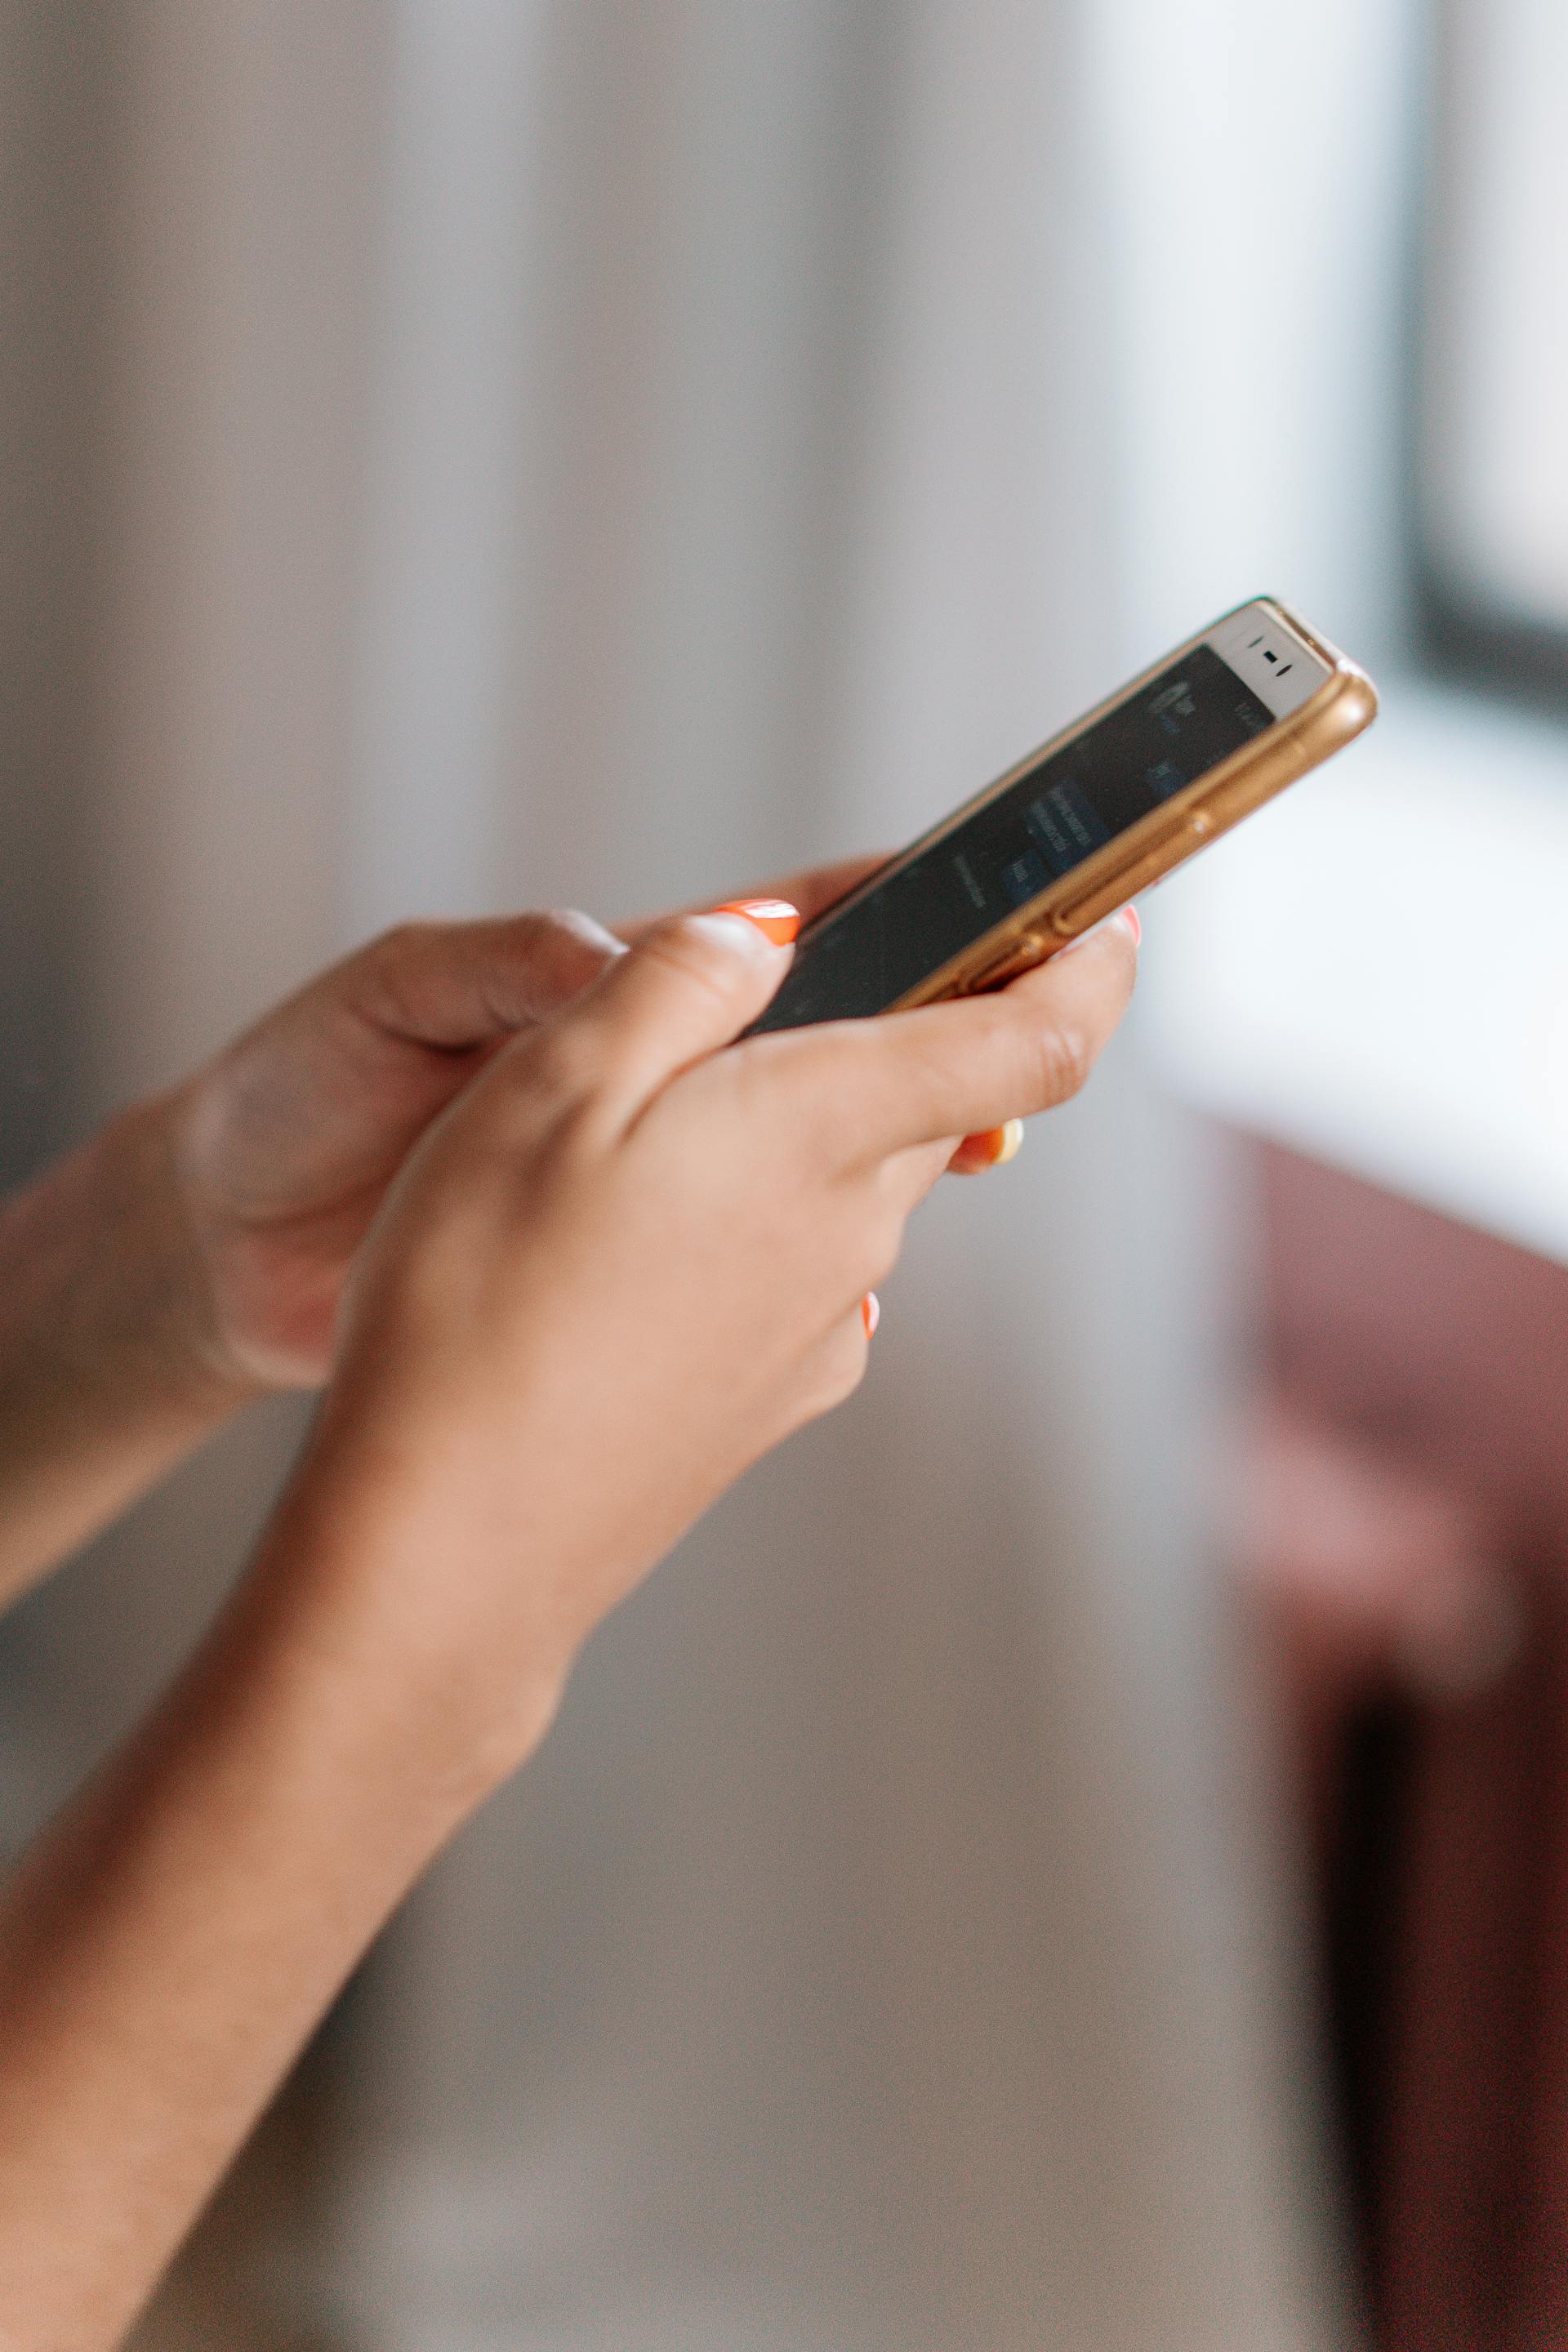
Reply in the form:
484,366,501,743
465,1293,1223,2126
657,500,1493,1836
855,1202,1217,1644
0,845,1085,1601
262,902,1139,1779
168,862,888,1392
0,898,1134,2346
167,911,625,1389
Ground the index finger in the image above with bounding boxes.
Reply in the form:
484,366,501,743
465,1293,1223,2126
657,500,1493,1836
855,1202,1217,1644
767,910,1138,1160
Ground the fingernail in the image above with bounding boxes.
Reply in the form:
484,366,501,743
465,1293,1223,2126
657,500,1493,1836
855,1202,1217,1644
862,1291,880,1339
962,1120,1025,1169
714,898,800,946
1120,905,1142,946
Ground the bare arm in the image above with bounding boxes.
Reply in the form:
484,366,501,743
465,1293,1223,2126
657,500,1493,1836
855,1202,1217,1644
0,907,1137,2346
0,1494,523,2348
0,911,626,1602
0,872,889,1606
0,1107,253,1604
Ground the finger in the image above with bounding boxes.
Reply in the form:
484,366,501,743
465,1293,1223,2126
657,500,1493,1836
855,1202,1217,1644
551,907,797,1115
878,1134,965,1218
780,906,1138,1159
786,1295,876,1431
725,855,888,926
617,853,889,941
350,911,625,1050
947,1119,1024,1177
711,898,801,944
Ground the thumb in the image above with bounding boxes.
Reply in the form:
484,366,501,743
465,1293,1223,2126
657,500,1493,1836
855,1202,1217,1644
554,904,799,1115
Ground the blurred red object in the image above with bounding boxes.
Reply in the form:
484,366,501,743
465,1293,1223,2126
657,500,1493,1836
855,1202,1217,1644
1245,1144,1568,2352
1239,1405,1520,1827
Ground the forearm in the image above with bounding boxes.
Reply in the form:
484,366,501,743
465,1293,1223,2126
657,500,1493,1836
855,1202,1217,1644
0,1104,252,1600
0,1477,559,2350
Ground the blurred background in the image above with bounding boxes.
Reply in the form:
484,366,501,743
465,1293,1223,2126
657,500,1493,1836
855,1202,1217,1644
4,1,1567,2345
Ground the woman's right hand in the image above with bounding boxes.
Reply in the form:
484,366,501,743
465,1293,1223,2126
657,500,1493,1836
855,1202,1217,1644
252,902,1138,1788
0,900,1138,2352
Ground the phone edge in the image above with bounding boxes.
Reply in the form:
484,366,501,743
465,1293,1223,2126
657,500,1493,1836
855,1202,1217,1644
883,599,1377,1011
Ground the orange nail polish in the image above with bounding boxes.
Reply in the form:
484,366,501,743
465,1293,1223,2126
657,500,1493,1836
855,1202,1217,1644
715,898,800,946
957,1120,1025,1170
862,1291,880,1339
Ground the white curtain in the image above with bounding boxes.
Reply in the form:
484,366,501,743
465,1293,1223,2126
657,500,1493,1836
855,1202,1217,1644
2,6,1344,2347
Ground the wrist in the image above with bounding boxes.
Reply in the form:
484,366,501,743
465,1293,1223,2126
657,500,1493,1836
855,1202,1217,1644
238,1426,577,1806
0,1101,263,1592
3,1098,261,1428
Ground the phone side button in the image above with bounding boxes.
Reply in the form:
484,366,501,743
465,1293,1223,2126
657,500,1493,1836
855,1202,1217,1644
1048,862,1163,937
1048,820,1203,935
963,929,1051,992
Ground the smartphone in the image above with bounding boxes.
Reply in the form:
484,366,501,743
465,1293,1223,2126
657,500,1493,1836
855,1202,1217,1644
748,595,1375,1032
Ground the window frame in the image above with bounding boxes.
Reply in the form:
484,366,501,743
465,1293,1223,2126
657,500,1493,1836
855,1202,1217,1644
1410,0,1568,720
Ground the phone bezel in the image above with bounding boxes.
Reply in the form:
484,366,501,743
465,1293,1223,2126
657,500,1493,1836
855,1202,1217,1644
785,595,1376,1015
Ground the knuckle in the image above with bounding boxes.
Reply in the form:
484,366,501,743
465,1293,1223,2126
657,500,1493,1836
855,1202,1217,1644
520,907,601,958
345,920,452,1031
370,918,439,964
506,909,619,1007
1036,1020,1094,1102
518,1018,603,1107
1001,1007,1090,1108
503,910,558,960
638,915,758,1008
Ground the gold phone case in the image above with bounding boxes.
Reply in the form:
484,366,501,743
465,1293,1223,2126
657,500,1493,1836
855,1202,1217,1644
835,595,1377,1009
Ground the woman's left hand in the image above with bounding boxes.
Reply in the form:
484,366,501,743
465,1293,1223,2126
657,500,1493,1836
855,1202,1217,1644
168,862,889,1390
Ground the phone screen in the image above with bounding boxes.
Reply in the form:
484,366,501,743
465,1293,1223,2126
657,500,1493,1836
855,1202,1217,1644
751,643,1276,1032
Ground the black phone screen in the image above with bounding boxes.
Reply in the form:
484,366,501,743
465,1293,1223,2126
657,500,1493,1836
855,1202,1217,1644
750,644,1275,1032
